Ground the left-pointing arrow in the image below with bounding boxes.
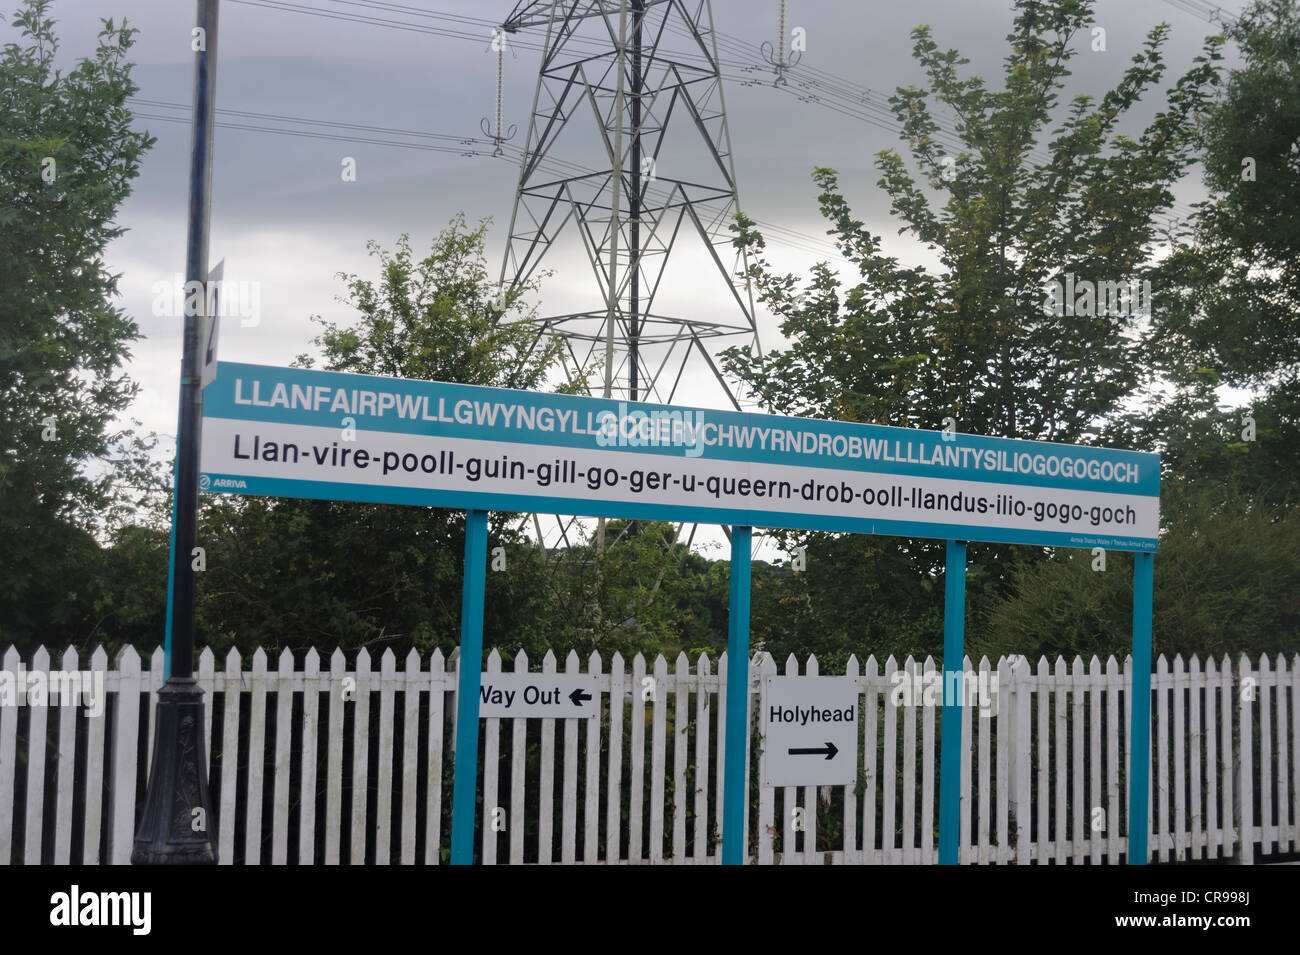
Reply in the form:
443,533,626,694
788,742,839,760
569,688,593,706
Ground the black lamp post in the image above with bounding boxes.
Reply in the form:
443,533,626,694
132,0,220,865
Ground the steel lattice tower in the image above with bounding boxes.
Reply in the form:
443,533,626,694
498,0,759,409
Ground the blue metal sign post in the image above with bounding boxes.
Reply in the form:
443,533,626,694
1128,552,1155,865
450,509,489,865
938,539,967,865
721,526,752,865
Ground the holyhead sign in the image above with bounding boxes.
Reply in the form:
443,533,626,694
197,361,1160,867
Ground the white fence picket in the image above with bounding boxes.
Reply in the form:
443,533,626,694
1239,655,1254,863
198,648,215,786
1291,654,1300,853
1205,655,1221,858
325,649,345,865
1036,657,1050,864
509,649,528,866
562,650,581,865
84,646,109,864
1173,654,1187,861
244,649,268,865
1259,654,1274,855
960,655,973,865
1106,655,1120,864
1088,655,1102,865
1276,654,1290,852
301,648,322,865
375,649,397,865
977,655,991,866
996,655,1011,866
349,648,371,865
482,649,501,866
844,654,860,862
145,647,163,775
881,655,898,866
648,654,668,864
803,654,819,865
1219,655,1234,858
1013,655,1031,864
584,651,602,864
0,646,18,865
696,653,716,865
108,646,141,865
672,652,689,864
53,646,79,865
23,647,50,865
863,655,879,865
219,648,242,865
400,649,420,866
1189,655,1203,860
605,652,625,863
425,649,447,865
785,653,803,865
272,648,294,865
714,651,727,862
903,656,918,866
538,650,557,865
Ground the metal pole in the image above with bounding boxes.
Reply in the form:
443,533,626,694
938,539,967,865
629,0,643,402
132,0,219,864
721,525,752,864
597,0,629,553
450,509,490,864
1128,551,1154,864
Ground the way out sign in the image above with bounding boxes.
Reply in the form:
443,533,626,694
762,676,859,787
477,673,599,718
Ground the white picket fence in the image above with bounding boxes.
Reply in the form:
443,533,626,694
1,644,1296,864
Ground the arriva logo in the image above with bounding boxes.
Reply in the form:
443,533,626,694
211,478,247,489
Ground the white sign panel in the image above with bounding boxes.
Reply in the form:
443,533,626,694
199,362,1161,552
477,672,599,719
763,676,859,787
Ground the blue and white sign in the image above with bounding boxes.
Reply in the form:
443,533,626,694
200,362,1159,550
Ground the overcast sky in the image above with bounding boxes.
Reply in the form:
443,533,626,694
8,0,1246,553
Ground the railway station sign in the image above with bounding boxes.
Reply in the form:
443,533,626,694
199,362,1159,551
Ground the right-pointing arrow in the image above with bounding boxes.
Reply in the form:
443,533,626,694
788,741,838,760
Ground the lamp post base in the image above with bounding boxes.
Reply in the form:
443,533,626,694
131,678,218,865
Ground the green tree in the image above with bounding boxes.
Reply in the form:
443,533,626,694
976,485,1300,660
719,0,1223,657
1143,0,1300,515
0,0,154,648
192,217,567,658
1033,0,1300,661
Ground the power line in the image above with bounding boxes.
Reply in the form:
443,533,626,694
227,0,1195,219
132,112,491,156
130,97,484,146
1158,0,1241,26
127,99,844,258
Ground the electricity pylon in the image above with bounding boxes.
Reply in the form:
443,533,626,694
498,0,759,410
